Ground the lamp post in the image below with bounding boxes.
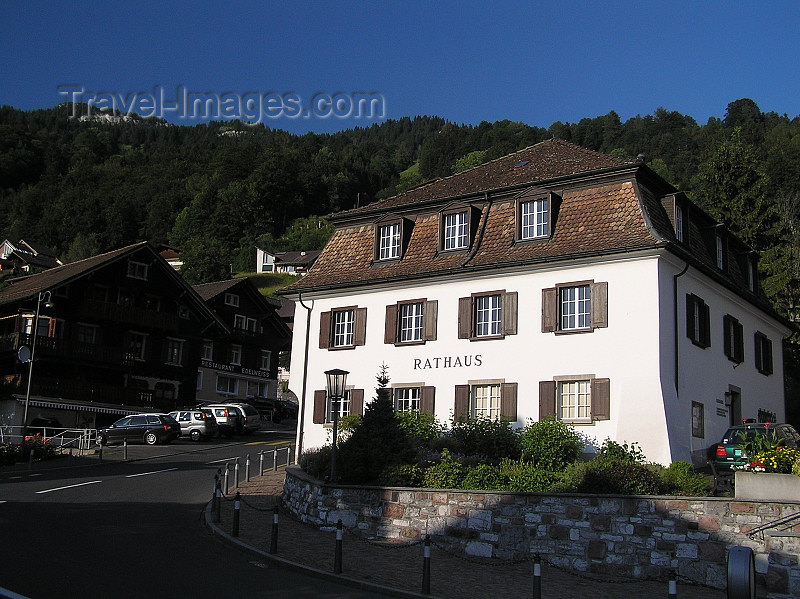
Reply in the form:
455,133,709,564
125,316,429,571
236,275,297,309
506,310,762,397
21,290,53,439
325,368,348,483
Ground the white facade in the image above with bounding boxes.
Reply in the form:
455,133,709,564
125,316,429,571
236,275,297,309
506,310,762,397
289,249,787,465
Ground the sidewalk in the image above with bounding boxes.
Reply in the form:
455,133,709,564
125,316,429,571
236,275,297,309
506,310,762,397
206,469,732,599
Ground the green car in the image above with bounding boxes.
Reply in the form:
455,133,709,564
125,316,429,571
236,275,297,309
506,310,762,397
713,422,800,470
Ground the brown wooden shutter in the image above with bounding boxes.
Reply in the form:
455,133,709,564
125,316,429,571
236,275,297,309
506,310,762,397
354,307,367,346
384,304,398,344
542,288,557,332
538,381,556,419
700,302,711,348
424,300,438,341
313,390,327,424
47,318,58,338
591,378,610,421
590,281,608,329
458,297,472,339
454,385,470,421
501,382,518,421
420,386,436,414
350,388,365,415
502,292,518,336
319,311,331,349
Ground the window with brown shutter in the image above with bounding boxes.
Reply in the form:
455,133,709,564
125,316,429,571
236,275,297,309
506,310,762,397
542,281,608,334
458,291,518,341
350,388,365,415
420,386,435,414
454,385,470,421
541,377,610,422
754,331,773,375
313,390,327,424
590,378,610,421
686,294,711,348
500,382,518,421
538,381,556,419
320,306,367,350
385,299,437,345
723,314,744,363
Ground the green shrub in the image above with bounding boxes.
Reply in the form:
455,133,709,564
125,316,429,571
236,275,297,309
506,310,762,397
422,449,465,489
793,456,800,477
396,410,443,448
518,417,582,471
461,463,505,490
597,439,646,464
448,415,520,462
299,446,333,479
330,413,362,444
658,461,711,496
576,460,666,495
498,458,561,492
378,464,424,487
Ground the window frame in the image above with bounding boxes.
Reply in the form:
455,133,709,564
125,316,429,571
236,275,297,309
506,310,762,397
165,337,184,365
224,293,240,307
675,203,685,243
539,376,610,423
517,195,551,241
458,290,517,341
230,343,242,366
723,314,744,364
216,375,238,394
377,222,401,261
385,299,437,346
686,293,711,349
439,205,479,253
128,331,147,361
202,340,213,361
260,349,271,371
692,401,705,438
319,306,367,350
754,331,773,375
394,386,421,413
541,280,608,334
126,260,148,280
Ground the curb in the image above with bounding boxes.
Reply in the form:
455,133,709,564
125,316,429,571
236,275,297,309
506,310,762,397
202,500,439,599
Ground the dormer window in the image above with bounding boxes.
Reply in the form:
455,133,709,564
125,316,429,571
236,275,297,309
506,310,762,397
443,210,469,250
716,234,725,270
520,197,549,239
675,204,685,242
378,222,401,260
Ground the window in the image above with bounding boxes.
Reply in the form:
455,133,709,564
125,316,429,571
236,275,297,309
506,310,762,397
224,293,239,307
230,344,242,365
686,294,711,348
319,307,367,350
216,375,237,394
178,305,190,319
385,300,437,345
692,401,705,438
472,384,501,420
128,332,147,360
233,315,256,331
247,381,268,397
519,197,549,240
443,210,469,250
144,296,161,311
747,256,757,293
312,388,365,424
560,285,590,331
754,332,773,375
716,234,725,270
127,260,148,280
165,338,184,365
378,222,401,260
454,382,517,422
458,291,517,340
202,341,213,360
394,387,420,412
260,350,271,370
675,204,685,242
117,289,133,307
76,323,98,344
723,315,744,363
197,371,203,390
541,281,608,333
539,377,610,422
154,382,175,401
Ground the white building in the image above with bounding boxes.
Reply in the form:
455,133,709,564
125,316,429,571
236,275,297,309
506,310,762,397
280,139,789,466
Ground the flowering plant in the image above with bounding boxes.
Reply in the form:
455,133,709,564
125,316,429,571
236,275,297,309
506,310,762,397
736,447,800,474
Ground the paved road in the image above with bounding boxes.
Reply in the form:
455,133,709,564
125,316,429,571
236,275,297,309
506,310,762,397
0,430,388,599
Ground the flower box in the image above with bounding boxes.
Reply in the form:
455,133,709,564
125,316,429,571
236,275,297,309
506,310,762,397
735,471,800,502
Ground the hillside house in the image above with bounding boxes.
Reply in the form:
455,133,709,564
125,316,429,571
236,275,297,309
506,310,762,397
255,249,321,275
279,139,790,466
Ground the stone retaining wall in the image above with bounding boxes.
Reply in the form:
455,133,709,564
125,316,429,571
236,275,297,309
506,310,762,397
282,466,800,598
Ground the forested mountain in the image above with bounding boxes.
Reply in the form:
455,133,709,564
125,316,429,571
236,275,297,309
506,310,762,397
1,98,799,322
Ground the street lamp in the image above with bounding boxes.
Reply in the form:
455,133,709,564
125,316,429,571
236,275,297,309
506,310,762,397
325,368,348,482
21,290,53,439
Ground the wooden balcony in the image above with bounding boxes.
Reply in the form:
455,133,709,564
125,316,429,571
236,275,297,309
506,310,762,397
0,333,135,368
77,300,180,332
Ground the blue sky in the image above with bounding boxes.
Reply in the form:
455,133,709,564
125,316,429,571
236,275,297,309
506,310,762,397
2,1,799,135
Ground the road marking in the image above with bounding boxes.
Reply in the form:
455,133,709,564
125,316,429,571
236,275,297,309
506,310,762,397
0,500,6,504
8,473,42,480
245,441,290,447
36,480,101,494
126,468,178,478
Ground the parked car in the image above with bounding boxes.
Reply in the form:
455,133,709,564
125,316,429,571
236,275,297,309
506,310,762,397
96,414,181,446
713,421,800,470
229,403,262,434
168,409,219,441
203,405,240,438
276,399,299,420
253,398,284,423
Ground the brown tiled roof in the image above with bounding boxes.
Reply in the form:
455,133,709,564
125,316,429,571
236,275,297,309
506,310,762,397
338,138,633,217
193,278,242,301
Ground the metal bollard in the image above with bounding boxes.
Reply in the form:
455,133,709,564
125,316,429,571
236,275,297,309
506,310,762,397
234,457,240,488
422,535,431,595
532,553,541,599
334,519,343,574
123,439,128,460
668,569,677,599
224,463,230,494
259,450,264,476
245,454,251,482
273,449,278,472
270,505,278,554
98,444,103,461
232,492,241,537
211,473,219,515
213,479,222,523
27,447,33,470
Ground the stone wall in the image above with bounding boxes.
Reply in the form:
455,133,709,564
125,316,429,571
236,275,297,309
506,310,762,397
282,466,800,598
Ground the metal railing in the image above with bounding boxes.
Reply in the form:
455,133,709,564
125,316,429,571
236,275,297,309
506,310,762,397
0,426,95,452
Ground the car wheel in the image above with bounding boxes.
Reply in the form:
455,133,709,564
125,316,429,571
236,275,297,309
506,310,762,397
144,432,158,445
190,430,201,442
96,433,106,446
